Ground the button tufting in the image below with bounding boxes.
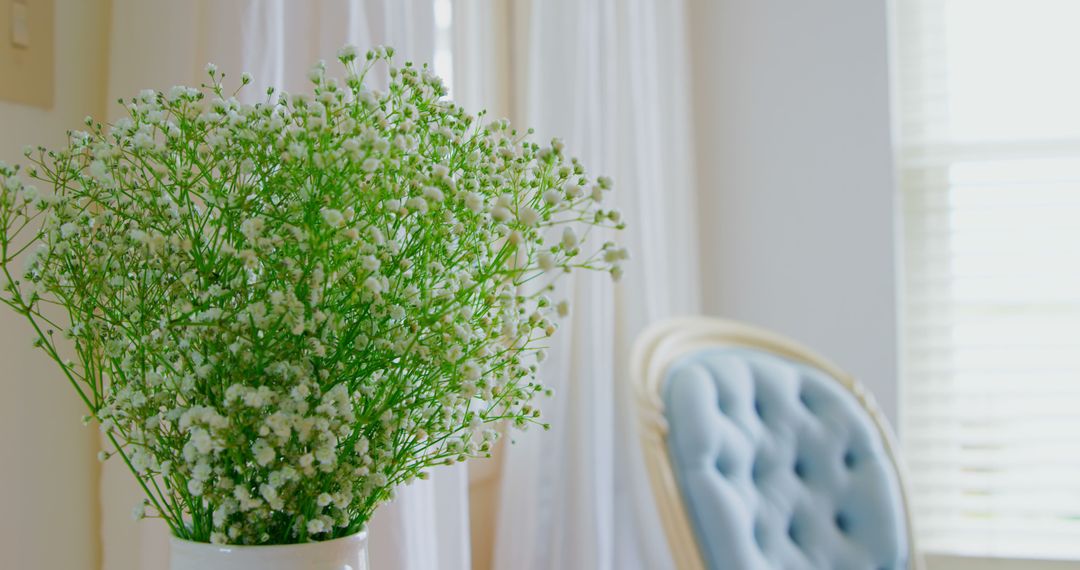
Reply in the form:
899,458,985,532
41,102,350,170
662,348,909,570
798,390,812,411
715,456,731,477
753,519,766,549
843,449,858,469
835,511,850,534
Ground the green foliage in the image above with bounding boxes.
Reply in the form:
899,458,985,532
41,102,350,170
0,46,625,545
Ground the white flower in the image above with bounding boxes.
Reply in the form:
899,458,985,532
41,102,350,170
491,206,511,222
307,519,326,535
405,196,429,214
315,445,336,465
556,300,570,317
364,276,383,294
308,60,327,83
543,189,562,206
462,360,482,381
423,186,445,202
192,461,212,480
561,227,578,249
320,208,345,228
88,160,109,182
260,484,284,510
18,184,38,203
338,45,359,63
518,206,540,227
537,252,556,271
133,132,154,150
464,192,484,212
252,438,275,466
240,217,264,240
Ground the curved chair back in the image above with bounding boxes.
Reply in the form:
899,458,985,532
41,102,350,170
632,317,921,570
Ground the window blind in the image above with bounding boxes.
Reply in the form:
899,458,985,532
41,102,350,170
896,0,1080,560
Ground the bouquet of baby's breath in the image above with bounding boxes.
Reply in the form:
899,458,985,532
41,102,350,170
0,45,626,545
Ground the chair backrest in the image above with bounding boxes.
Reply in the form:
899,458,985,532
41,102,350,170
632,317,922,570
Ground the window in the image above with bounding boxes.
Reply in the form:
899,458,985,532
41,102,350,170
896,0,1080,562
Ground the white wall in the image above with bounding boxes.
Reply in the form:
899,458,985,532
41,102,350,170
0,0,110,568
687,0,899,421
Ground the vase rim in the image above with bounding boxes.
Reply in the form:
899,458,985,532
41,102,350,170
170,529,367,551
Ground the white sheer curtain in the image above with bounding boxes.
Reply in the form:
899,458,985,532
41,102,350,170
455,1,701,569
101,2,469,569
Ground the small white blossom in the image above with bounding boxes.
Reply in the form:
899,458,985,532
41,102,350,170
320,208,345,228
338,45,359,63
464,192,484,212
252,438,275,466
518,206,540,227
537,252,556,271
405,196,429,214
422,186,445,202
561,227,579,249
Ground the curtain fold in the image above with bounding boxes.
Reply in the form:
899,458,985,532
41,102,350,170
101,2,467,569
455,0,702,568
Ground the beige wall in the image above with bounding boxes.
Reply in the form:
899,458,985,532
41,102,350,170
0,0,111,568
688,0,900,423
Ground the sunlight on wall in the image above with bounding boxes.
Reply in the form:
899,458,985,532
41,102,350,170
0,1,110,568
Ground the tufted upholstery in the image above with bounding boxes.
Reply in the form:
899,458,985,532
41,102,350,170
662,347,908,570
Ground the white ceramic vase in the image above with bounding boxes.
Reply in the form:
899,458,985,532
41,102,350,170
169,531,368,570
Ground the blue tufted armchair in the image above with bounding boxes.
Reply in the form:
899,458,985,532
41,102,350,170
633,318,922,570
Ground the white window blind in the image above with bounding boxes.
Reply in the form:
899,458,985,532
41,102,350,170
896,0,1080,560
